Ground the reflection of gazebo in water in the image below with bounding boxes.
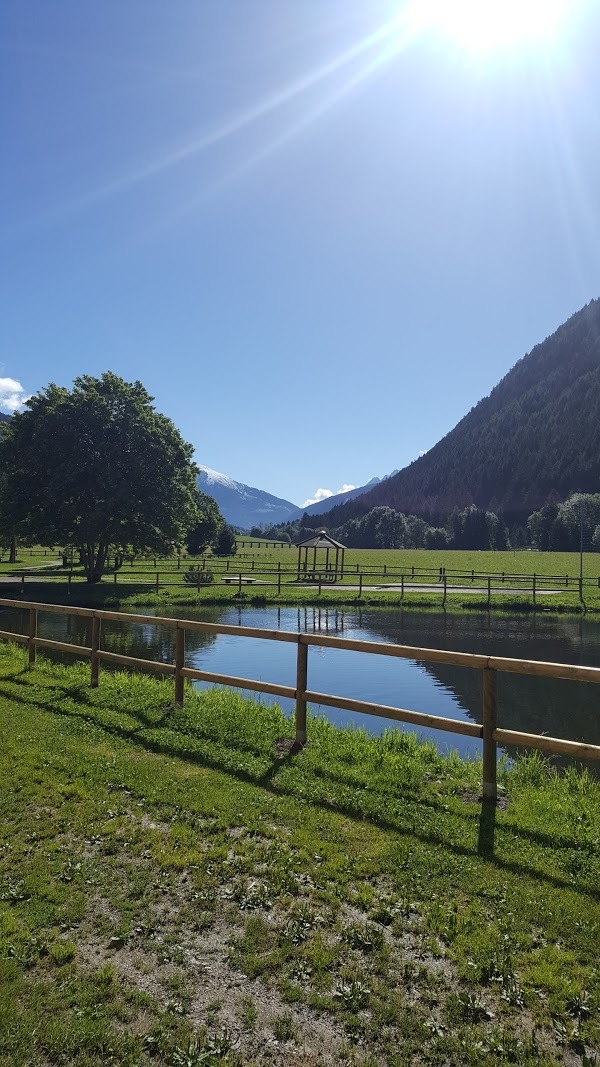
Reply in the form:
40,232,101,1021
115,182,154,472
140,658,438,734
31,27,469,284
296,531,346,583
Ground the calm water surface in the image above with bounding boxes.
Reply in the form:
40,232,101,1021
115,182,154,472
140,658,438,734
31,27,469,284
1,603,599,762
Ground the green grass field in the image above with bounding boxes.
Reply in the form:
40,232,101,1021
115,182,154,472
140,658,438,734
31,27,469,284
231,545,600,580
0,641,598,1066
5,545,600,580
2,546,600,614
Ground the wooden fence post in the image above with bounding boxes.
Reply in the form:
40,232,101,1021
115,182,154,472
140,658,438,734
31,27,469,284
442,575,447,607
401,574,404,600
487,577,491,609
358,573,363,598
21,572,25,594
28,607,37,667
91,616,101,688
482,667,497,802
295,639,308,746
238,573,242,595
532,573,536,607
156,572,160,594
174,627,185,706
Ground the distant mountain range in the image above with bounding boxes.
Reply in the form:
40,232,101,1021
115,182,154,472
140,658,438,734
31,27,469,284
197,466,300,530
0,412,10,423
197,465,395,530
301,472,399,517
314,298,600,527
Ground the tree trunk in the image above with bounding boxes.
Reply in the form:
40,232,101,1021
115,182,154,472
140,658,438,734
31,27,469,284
9,535,16,564
87,541,109,583
82,542,104,583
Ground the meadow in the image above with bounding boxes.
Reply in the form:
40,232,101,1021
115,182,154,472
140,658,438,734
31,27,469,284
0,640,598,1066
2,544,600,614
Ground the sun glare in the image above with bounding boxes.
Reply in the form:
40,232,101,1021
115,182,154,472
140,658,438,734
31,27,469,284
416,0,571,55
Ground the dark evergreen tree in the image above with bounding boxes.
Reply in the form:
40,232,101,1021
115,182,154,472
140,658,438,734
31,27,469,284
213,524,237,556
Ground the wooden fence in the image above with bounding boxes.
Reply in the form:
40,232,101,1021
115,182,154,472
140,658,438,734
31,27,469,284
2,566,599,606
0,596,599,803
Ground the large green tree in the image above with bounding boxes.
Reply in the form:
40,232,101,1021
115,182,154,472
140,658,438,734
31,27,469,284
0,373,199,582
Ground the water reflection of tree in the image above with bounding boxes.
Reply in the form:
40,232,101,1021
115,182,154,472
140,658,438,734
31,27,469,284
0,609,218,668
419,661,600,748
100,620,217,664
352,609,600,749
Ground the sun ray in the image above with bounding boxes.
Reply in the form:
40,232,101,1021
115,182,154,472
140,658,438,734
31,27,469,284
69,9,419,210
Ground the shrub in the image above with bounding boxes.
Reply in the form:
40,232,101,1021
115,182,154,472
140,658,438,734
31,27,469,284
183,565,215,586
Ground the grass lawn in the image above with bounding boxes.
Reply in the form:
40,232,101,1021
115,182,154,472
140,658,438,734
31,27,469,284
0,545,63,573
229,546,600,582
0,642,598,1066
4,548,600,616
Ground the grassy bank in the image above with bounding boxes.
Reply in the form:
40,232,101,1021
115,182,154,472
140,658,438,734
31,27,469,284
0,643,598,1066
1,578,597,616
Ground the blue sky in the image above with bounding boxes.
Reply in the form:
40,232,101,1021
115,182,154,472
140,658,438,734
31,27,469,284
2,1,599,507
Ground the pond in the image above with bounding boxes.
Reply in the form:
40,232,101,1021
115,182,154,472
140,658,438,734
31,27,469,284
1,602,599,763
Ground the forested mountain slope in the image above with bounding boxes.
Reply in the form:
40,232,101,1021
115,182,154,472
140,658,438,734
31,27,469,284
321,299,600,526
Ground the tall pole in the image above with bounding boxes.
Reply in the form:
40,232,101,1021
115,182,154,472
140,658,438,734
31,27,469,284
579,515,584,606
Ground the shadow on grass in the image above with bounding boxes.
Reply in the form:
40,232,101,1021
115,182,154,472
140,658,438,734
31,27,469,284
0,671,598,903
477,800,496,860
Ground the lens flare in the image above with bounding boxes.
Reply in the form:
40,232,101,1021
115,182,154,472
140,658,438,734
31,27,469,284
416,0,572,54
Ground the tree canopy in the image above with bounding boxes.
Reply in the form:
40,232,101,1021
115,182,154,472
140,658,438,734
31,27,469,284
0,373,199,581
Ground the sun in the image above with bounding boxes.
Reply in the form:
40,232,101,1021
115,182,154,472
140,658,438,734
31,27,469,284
414,0,572,55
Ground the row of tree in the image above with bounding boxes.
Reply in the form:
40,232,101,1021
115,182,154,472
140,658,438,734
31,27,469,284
527,495,600,552
0,373,235,581
256,495,600,552
256,504,510,550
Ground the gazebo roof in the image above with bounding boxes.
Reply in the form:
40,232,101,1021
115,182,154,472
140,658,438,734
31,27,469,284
295,531,346,550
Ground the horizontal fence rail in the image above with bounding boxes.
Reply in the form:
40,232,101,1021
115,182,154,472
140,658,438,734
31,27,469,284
0,596,599,802
1,562,599,607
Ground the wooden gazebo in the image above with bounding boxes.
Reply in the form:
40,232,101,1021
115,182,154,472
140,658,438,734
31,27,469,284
296,531,345,583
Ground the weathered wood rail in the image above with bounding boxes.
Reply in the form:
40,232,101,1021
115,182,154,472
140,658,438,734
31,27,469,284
2,563,599,607
1,596,599,802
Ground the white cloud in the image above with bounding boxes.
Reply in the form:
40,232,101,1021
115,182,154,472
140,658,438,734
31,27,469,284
0,378,30,413
303,487,333,507
418,449,428,457
302,483,357,507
